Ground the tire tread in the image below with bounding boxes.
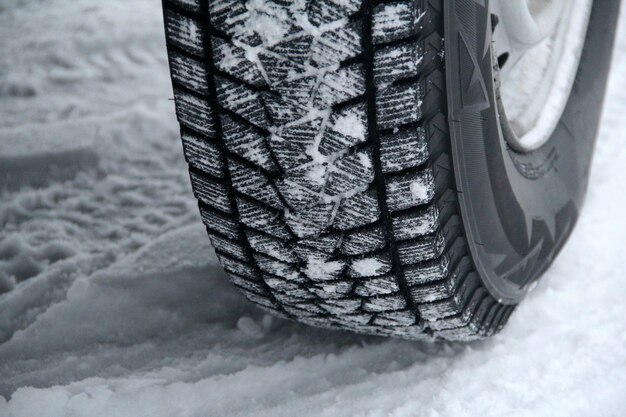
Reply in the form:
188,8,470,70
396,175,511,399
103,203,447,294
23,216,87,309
163,0,511,340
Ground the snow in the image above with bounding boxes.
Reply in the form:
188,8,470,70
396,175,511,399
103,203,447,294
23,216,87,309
304,257,345,281
409,178,429,202
0,0,625,416
237,315,273,338
351,257,387,277
241,0,291,47
332,112,367,140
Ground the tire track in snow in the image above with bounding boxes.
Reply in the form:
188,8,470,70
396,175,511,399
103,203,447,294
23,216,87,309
0,0,196,344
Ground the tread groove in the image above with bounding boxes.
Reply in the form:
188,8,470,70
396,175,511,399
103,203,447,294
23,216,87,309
362,0,420,326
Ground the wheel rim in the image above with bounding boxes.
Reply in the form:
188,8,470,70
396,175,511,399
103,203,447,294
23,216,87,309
492,0,594,152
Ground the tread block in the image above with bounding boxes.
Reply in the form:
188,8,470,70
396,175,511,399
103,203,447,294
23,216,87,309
413,254,470,292
319,298,361,314
385,169,435,212
303,256,347,282
425,113,448,159
372,1,421,45
386,325,430,340
215,77,268,129
199,206,240,240
268,35,314,72
253,253,301,281
325,150,374,196
429,287,490,335
236,197,292,239
284,203,336,238
335,189,381,230
392,205,439,241
309,280,353,299
433,326,482,341
421,70,445,116
259,52,306,86
263,273,309,292
314,64,366,108
189,170,232,213
208,0,250,37
311,23,362,67
246,230,299,263
319,104,369,157
349,254,392,278
479,301,503,337
275,177,323,210
296,233,341,256
362,294,406,312
272,74,317,107
170,51,208,94
221,114,278,173
411,278,456,304
420,272,481,322
218,253,257,279
374,42,422,88
229,159,284,209
181,131,224,178
374,310,416,326
164,9,204,56
209,233,248,261
354,274,400,297
340,226,386,255
338,313,375,326
404,256,451,286
307,0,358,26
420,32,445,74
494,306,515,334
380,127,428,174
263,94,308,128
299,316,339,329
173,89,217,136
212,38,266,87
397,232,445,265
270,120,320,170
376,82,423,130
272,291,315,305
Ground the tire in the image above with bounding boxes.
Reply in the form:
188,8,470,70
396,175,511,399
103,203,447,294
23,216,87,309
162,0,619,340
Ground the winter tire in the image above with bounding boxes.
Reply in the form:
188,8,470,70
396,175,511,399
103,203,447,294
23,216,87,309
162,0,619,340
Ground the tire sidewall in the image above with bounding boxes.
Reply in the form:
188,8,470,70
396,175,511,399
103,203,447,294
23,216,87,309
443,0,620,303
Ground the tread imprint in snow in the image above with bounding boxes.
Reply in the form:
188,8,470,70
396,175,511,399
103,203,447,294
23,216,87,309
163,0,514,340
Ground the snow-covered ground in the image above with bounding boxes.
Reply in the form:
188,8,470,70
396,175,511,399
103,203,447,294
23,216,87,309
1,1,625,416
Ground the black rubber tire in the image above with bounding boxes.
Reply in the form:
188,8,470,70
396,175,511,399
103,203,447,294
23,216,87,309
162,0,618,341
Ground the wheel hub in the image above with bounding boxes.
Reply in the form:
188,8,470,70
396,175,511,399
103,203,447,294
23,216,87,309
492,0,593,152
